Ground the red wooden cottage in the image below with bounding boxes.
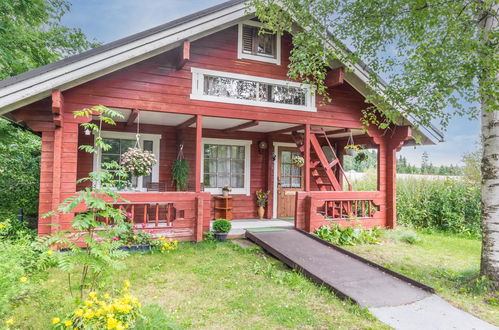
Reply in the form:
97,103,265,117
0,0,442,241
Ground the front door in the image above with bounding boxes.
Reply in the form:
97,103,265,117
277,147,303,218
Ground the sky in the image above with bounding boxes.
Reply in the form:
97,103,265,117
61,0,481,167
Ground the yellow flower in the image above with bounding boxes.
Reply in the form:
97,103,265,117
85,300,93,307
74,309,84,317
47,249,54,256
132,235,137,240
52,317,60,324
123,280,130,288
83,311,94,319
64,320,73,326
0,223,5,230
19,276,28,283
107,317,119,329
89,291,97,299
104,293,110,300
5,317,14,325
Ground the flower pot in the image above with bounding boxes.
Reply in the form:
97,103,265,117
345,149,357,157
294,163,304,168
257,205,265,219
222,190,229,197
214,232,228,242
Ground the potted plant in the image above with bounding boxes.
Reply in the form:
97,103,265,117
172,158,189,191
212,218,232,241
222,185,231,197
116,222,154,252
292,155,305,167
121,147,157,177
344,144,360,157
255,190,270,219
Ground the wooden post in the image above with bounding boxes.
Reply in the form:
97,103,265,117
194,115,202,193
195,196,203,242
304,124,311,192
265,136,274,219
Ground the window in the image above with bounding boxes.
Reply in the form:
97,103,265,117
238,21,280,64
201,138,251,195
279,150,303,188
93,131,161,191
191,68,316,112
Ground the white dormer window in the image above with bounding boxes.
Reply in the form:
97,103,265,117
237,20,281,65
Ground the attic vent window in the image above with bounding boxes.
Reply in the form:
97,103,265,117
238,21,281,65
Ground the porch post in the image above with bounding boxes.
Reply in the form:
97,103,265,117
265,135,274,218
304,124,311,192
194,115,203,193
385,126,412,229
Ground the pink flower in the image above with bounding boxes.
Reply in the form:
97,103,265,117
112,236,119,241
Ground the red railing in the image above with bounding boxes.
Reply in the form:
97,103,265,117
107,202,177,228
295,191,385,232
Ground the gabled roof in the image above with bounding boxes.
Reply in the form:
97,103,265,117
0,0,443,144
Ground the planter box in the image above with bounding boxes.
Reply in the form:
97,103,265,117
118,244,151,252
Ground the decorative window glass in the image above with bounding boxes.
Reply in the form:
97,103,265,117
191,68,316,112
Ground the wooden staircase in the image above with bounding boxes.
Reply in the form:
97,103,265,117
291,130,351,192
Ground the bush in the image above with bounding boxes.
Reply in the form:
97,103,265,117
314,224,381,246
397,178,481,237
213,219,232,233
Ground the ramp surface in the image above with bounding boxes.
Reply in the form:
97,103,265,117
246,228,431,308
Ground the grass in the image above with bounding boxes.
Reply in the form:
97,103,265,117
346,228,499,326
10,241,385,329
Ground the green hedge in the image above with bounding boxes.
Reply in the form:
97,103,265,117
397,178,481,237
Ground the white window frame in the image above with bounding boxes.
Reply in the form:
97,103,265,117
237,20,281,65
190,67,317,112
201,138,252,196
93,131,161,192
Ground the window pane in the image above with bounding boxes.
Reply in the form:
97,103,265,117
204,174,216,188
281,151,291,163
104,138,120,154
282,164,291,176
217,159,229,173
102,155,120,164
231,174,244,188
120,139,135,153
291,166,302,176
143,140,153,151
257,32,274,56
231,146,244,160
291,177,301,188
217,175,230,187
281,177,291,188
231,160,244,174
204,145,217,158
217,145,229,158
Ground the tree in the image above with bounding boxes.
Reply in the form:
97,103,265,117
0,0,98,80
0,0,98,220
252,1,498,285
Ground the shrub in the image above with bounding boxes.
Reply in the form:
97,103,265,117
0,215,35,243
314,223,381,246
213,219,232,233
397,178,481,237
52,281,141,329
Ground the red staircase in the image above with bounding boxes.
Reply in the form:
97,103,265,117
291,130,351,192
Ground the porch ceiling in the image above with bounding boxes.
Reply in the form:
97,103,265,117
110,108,366,136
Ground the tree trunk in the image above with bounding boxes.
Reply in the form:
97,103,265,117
480,4,499,287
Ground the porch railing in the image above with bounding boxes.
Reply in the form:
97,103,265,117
295,191,385,232
108,202,177,228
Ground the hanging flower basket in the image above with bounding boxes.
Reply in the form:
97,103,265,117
292,155,305,168
344,145,360,157
121,147,157,177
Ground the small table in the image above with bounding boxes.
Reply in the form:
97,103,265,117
214,196,233,220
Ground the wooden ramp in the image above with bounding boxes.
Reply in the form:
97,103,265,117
245,228,434,308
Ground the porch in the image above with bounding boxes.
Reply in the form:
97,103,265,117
38,107,409,241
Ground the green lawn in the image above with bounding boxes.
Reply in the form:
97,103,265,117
11,241,384,329
346,229,499,326
9,229,498,328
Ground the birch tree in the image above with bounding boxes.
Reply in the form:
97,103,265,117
252,0,498,285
